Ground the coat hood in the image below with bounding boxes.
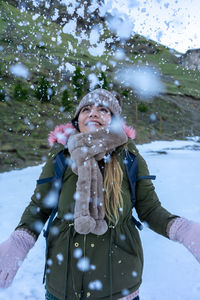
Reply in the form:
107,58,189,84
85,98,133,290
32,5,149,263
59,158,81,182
48,122,136,146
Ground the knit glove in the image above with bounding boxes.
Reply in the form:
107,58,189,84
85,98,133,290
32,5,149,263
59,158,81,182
0,230,36,288
169,217,200,263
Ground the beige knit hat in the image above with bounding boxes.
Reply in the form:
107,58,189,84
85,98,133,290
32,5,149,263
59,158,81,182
74,88,122,118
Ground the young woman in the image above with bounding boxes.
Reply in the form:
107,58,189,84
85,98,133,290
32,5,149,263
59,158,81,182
0,88,199,300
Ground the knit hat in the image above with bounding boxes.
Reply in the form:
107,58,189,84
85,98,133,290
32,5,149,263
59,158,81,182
74,88,122,118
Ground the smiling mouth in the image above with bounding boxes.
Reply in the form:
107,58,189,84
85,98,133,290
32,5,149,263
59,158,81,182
86,121,102,126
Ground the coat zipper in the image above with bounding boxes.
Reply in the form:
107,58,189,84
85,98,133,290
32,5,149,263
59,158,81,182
83,234,86,258
79,234,87,299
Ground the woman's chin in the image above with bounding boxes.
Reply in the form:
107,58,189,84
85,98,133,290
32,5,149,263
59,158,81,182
86,124,102,132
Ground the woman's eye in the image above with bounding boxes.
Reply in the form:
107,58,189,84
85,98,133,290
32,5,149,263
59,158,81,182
82,107,90,112
99,108,109,113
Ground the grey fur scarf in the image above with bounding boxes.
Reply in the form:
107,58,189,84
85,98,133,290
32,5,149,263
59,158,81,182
68,124,128,235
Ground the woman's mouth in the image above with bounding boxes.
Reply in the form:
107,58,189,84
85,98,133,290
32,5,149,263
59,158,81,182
85,121,102,126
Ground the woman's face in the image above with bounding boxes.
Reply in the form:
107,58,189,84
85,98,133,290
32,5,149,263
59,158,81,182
78,104,112,133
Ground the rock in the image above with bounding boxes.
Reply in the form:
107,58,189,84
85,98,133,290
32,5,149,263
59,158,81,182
180,49,200,71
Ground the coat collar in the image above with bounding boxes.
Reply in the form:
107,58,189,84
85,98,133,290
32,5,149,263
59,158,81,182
48,122,136,146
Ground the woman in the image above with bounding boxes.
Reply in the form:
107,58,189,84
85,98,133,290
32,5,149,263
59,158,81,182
0,88,199,300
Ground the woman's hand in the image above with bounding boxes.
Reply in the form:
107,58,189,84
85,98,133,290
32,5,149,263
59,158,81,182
0,230,35,288
169,217,200,263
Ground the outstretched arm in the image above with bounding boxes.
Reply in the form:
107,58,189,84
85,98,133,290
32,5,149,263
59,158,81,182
168,217,200,263
0,142,65,289
0,230,36,288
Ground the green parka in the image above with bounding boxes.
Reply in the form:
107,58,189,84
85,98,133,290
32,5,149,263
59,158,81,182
16,139,177,300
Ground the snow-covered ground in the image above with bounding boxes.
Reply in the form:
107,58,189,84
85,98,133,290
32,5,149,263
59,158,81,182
0,139,200,300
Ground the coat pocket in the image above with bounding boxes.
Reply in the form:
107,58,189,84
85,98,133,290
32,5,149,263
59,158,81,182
111,241,143,293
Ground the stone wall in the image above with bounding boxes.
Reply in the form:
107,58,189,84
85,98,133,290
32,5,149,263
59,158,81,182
180,49,200,71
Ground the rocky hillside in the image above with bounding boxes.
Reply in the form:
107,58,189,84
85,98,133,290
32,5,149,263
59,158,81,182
0,1,200,173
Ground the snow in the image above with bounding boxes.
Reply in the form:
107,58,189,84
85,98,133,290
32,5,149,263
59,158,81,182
32,14,40,21
88,73,99,90
0,140,200,299
77,257,90,272
106,11,134,40
105,0,200,53
88,280,103,290
9,64,30,79
114,49,126,61
51,8,59,21
115,66,164,99
88,1,99,14
76,6,84,18
88,41,106,57
64,62,76,73
89,28,100,45
127,0,139,8
63,19,77,35
73,248,82,259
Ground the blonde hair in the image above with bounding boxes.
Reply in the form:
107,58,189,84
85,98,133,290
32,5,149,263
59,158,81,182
104,154,123,225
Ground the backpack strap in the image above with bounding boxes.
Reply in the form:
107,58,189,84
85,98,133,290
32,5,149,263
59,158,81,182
37,151,68,239
123,150,138,206
37,151,68,185
136,175,156,181
123,150,156,231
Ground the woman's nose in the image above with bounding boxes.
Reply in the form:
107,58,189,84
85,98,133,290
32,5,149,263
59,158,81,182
89,109,98,117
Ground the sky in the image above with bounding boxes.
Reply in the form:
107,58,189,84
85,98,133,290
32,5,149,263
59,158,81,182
105,0,200,53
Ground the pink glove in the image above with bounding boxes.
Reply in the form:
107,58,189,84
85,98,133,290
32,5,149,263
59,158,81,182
0,230,35,288
169,217,200,263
